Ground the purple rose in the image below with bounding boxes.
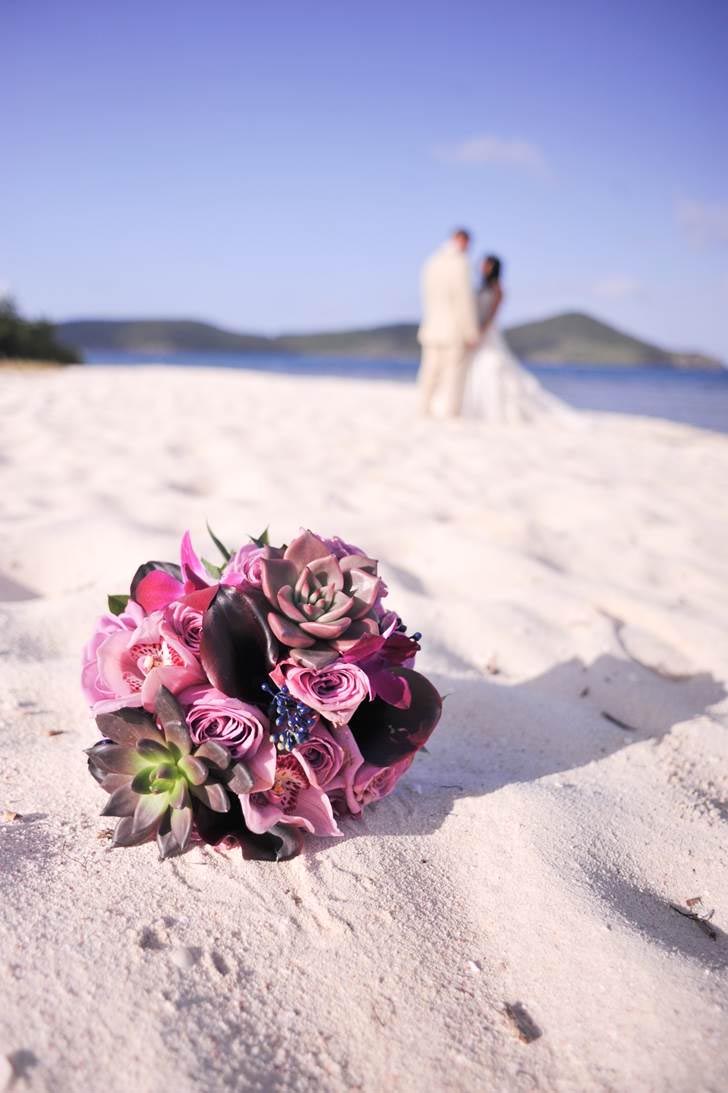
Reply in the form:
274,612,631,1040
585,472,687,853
166,601,203,653
182,686,275,792
222,543,267,588
320,535,367,560
293,722,348,789
277,660,371,726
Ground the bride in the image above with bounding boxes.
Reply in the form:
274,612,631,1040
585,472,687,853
463,255,571,423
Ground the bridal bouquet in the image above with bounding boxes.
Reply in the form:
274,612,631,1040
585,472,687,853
81,527,442,861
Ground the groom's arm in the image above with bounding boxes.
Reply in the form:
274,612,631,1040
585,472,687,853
454,257,479,347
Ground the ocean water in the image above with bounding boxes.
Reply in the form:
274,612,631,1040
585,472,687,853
85,350,728,435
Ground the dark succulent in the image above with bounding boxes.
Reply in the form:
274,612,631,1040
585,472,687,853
87,686,302,861
87,687,254,860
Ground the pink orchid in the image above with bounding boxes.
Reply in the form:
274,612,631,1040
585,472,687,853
81,600,146,708
241,753,341,837
132,531,212,613
92,610,205,714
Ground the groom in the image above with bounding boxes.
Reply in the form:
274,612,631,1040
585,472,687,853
417,228,479,418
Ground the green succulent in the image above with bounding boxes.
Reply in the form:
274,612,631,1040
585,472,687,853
87,686,252,859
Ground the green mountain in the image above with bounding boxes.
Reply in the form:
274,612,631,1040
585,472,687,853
56,319,271,355
54,311,723,369
503,312,713,367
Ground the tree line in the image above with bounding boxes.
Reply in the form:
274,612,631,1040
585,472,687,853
0,298,81,364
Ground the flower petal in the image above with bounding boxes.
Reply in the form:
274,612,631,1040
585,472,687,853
170,805,193,851
338,553,378,575
178,755,207,785
168,779,191,810
155,687,192,755
133,569,185,613
100,782,138,817
131,792,170,837
111,815,155,848
193,794,302,860
316,591,355,623
332,617,379,650
348,668,442,766
95,707,164,747
283,530,330,570
201,586,282,703
260,558,298,603
372,669,412,709
298,617,350,640
346,569,382,618
277,585,306,622
136,738,172,763
268,612,315,648
86,741,147,775
180,530,211,590
227,762,254,795
307,553,344,591
289,645,340,669
193,740,231,769
130,560,183,604
156,827,181,860
190,782,230,813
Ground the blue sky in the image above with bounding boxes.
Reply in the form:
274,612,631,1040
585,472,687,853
3,0,728,357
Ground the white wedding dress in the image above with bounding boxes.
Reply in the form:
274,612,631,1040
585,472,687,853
462,288,572,423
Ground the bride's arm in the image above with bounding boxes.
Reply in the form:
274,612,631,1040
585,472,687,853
481,285,503,333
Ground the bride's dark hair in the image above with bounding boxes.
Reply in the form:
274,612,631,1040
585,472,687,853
482,254,502,288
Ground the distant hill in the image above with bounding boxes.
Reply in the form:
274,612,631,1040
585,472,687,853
276,323,418,359
55,312,723,369
503,312,719,368
56,319,272,355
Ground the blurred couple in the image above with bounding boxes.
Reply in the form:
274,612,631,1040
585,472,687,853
417,228,568,422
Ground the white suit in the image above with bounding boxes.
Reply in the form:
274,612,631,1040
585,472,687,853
417,240,479,417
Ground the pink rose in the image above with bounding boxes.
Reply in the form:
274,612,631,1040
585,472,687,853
242,753,341,837
343,755,415,814
275,661,371,726
293,722,349,790
182,686,275,792
222,543,266,588
91,610,205,714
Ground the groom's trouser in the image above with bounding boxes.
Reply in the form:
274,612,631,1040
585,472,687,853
418,344,470,417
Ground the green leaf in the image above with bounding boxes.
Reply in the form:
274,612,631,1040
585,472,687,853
249,526,270,548
201,557,224,579
206,521,232,562
107,593,130,616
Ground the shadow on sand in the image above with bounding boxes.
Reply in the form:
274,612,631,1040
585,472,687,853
323,652,727,967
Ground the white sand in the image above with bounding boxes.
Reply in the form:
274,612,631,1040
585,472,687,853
1,365,727,1093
